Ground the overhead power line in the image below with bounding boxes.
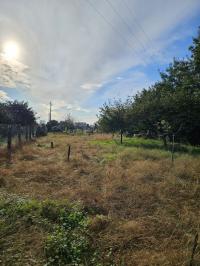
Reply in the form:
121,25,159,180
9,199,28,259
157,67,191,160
104,0,147,53
122,0,154,46
85,0,140,57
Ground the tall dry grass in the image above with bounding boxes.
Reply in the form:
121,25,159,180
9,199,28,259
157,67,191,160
0,133,200,265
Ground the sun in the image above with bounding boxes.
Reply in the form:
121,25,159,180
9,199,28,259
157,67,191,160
2,41,19,60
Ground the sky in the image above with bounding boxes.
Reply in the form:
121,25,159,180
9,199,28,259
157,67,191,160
0,0,199,124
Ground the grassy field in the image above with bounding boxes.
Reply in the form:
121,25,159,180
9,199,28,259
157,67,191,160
0,133,200,265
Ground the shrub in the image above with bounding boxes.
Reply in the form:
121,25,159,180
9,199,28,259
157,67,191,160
45,228,89,265
0,197,98,265
36,123,48,137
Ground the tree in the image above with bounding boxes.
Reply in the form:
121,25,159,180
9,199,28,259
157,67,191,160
0,102,11,123
189,26,200,73
46,120,59,132
98,99,128,144
36,123,48,137
5,101,36,142
60,114,74,132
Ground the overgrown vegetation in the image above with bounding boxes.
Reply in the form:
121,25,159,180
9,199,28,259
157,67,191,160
0,196,97,265
0,133,200,265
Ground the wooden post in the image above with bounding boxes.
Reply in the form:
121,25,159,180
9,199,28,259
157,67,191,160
32,126,36,138
7,125,12,162
7,125,12,151
29,125,32,141
120,130,123,144
25,126,28,141
162,135,167,149
189,233,198,266
17,124,22,148
51,142,54,148
171,134,175,165
67,145,71,161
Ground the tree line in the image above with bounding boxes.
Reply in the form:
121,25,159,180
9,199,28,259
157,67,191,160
98,27,200,146
0,101,36,149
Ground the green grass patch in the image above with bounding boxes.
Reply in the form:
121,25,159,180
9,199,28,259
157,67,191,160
90,137,200,157
118,147,171,162
0,196,99,265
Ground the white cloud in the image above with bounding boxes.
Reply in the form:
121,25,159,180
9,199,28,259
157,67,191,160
0,0,199,122
0,53,30,89
0,90,11,102
100,71,154,100
81,83,102,91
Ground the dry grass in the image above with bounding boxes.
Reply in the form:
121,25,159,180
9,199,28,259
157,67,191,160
0,133,200,265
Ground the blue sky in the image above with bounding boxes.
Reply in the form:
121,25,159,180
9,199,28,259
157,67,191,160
0,0,200,123
85,13,200,110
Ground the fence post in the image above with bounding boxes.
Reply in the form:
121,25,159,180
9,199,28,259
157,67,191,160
120,130,123,144
32,126,35,139
25,126,28,141
171,134,175,165
17,124,22,147
189,233,198,266
67,145,71,161
51,142,54,148
28,125,32,141
7,125,12,150
7,125,12,161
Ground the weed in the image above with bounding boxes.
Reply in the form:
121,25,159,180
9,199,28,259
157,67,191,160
0,196,97,265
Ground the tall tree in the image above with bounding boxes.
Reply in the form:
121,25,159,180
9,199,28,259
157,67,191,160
98,99,128,144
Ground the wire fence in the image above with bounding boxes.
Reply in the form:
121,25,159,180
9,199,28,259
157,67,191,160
0,124,36,151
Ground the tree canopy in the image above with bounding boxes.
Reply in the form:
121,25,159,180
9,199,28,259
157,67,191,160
98,27,200,145
0,100,36,126
98,99,128,143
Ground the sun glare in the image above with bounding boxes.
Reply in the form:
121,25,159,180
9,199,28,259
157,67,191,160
2,41,19,60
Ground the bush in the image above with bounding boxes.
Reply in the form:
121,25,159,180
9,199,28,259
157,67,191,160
36,123,48,137
45,228,89,265
0,197,98,265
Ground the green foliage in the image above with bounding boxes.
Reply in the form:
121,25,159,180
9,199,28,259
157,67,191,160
60,114,75,132
0,102,11,123
98,99,129,143
36,123,48,137
46,120,59,132
97,27,200,145
0,197,97,265
0,100,36,125
45,228,89,266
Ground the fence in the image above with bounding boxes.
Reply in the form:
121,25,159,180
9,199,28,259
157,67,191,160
0,124,36,152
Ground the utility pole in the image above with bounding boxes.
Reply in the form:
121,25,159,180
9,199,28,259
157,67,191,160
49,101,52,122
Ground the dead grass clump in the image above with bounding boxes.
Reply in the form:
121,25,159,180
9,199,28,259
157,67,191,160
89,215,111,232
74,190,108,215
173,156,200,181
118,220,145,235
0,177,6,187
20,154,38,161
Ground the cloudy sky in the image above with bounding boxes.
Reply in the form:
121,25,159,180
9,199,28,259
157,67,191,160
0,0,200,123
